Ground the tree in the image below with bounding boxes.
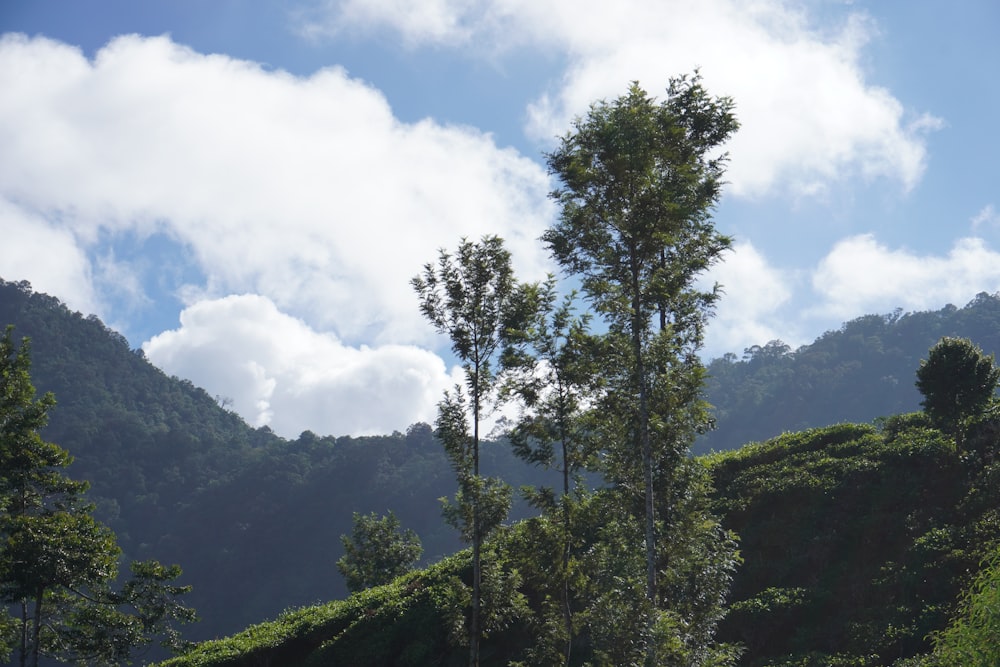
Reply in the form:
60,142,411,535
916,336,1000,436
501,278,599,665
337,511,422,593
543,74,738,663
0,326,196,666
412,236,525,666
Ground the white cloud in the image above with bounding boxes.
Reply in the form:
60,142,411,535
972,204,999,229
143,294,456,437
703,241,795,357
302,0,939,198
0,196,100,315
0,33,554,348
300,0,483,45
811,234,1000,319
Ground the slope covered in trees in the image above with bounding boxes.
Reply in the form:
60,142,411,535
699,292,1000,453
5,278,1000,664
0,278,556,644
158,411,1000,666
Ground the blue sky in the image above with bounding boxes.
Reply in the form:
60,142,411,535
1,1,998,439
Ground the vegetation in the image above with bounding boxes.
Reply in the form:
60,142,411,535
539,74,739,665
923,546,1000,666
701,293,1000,454
0,326,195,666
3,280,1000,665
412,236,524,664
500,277,598,665
337,511,423,593
916,336,1000,437
158,408,1000,667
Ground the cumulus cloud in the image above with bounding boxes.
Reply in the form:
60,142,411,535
0,196,100,315
703,241,795,357
811,234,1000,319
143,294,457,437
301,0,940,198
0,33,554,348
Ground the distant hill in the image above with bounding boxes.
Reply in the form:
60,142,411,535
698,292,1000,453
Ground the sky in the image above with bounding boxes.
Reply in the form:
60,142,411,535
1,1,999,440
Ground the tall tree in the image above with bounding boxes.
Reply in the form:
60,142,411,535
412,236,524,666
543,74,738,661
0,327,196,666
916,336,1000,437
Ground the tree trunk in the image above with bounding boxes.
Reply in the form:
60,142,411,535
630,253,657,667
560,397,573,666
19,599,27,667
470,372,481,667
31,590,43,667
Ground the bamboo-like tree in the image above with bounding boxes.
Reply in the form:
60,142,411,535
543,74,738,663
412,236,526,666
501,278,599,665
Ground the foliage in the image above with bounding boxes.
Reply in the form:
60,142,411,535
916,336,1000,436
500,277,600,666
412,236,527,665
925,546,1000,666
337,511,423,593
0,326,196,666
709,415,1000,666
158,554,487,667
544,73,738,662
158,487,737,667
0,279,561,643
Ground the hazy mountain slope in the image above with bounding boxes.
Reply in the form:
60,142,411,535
698,292,1000,453
6,276,1000,652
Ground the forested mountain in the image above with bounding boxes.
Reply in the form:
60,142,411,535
5,277,1000,664
700,292,1000,453
0,278,556,644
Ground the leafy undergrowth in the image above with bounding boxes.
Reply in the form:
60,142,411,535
708,413,1000,666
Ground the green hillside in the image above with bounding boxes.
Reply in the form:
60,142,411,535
0,278,556,643
158,414,1000,666
710,414,1000,665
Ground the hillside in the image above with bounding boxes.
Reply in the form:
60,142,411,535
700,292,1000,453
157,415,1000,666
709,414,1000,665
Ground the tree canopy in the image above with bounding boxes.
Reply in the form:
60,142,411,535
916,336,1000,435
